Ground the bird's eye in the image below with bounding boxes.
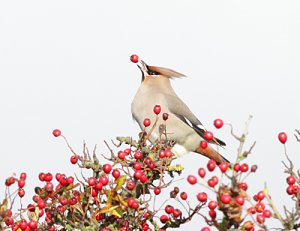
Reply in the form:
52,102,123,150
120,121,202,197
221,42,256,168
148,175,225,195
148,70,160,76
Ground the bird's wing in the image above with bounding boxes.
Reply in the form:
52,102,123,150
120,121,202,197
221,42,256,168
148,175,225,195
164,94,226,146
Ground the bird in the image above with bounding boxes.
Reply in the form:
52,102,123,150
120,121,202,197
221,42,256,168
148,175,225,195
131,57,229,164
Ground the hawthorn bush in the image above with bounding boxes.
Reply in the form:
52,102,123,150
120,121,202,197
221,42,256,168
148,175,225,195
0,109,299,231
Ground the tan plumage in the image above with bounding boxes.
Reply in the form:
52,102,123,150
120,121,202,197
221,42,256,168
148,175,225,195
131,59,228,164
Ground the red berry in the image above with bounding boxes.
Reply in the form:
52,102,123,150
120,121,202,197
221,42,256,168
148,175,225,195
38,172,45,181
126,180,135,190
256,214,265,223
235,195,245,205
95,182,103,191
52,129,61,137
219,162,229,173
204,131,214,141
240,163,249,172
248,207,256,214
233,163,240,172
165,205,174,214
198,168,206,178
180,192,187,200
153,105,161,115
207,179,217,188
201,227,210,231
112,169,121,179
44,172,53,182
292,185,299,194
239,182,248,191
200,140,208,149
286,185,295,195
18,179,25,188
140,174,148,183
88,177,96,186
154,187,161,195
18,188,25,197
160,215,168,223
27,204,35,212
173,209,181,218
59,176,68,186
5,218,14,226
130,54,139,63
131,201,139,209
251,164,258,172
20,173,27,180
214,119,224,129
211,176,219,185
159,150,166,158
69,197,77,205
263,209,272,218
96,213,103,220
134,170,143,180
165,149,172,158
118,151,126,160
287,175,296,185
100,176,109,186
124,148,131,155
38,199,46,209
256,191,265,201
208,200,217,210
197,192,208,202
134,151,143,159
221,193,232,204
103,164,112,174
278,132,287,144
91,188,98,197
143,118,151,127
127,198,135,207
209,209,216,219
133,162,142,170
207,159,216,172
187,175,197,185
19,220,27,230
70,155,79,164
5,177,15,186
162,113,169,121
55,173,62,181
255,202,265,213
45,182,53,192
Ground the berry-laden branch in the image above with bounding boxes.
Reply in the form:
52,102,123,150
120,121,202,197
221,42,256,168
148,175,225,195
0,107,299,231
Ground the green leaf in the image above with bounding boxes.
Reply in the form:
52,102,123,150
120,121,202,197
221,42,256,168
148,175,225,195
111,207,124,217
114,175,126,191
100,205,119,214
167,164,184,172
65,224,74,231
0,199,7,213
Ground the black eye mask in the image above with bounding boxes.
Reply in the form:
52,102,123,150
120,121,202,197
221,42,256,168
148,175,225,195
147,68,160,76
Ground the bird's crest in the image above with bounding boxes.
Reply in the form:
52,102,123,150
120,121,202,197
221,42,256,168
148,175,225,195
147,66,186,79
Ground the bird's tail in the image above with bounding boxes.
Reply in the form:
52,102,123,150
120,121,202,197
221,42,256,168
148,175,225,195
196,145,229,164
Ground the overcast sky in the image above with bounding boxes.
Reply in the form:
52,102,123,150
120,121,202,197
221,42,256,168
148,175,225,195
1,1,300,230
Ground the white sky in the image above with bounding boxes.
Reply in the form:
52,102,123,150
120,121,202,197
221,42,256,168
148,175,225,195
1,1,300,230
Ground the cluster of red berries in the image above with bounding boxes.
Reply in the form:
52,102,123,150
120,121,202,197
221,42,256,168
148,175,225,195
158,187,185,226
5,173,27,198
286,175,299,196
143,105,169,128
187,155,274,230
199,119,224,149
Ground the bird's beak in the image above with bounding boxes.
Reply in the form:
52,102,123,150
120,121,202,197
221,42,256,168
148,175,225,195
137,60,148,74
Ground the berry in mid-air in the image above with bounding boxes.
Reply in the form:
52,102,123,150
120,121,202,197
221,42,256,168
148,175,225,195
130,54,139,63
